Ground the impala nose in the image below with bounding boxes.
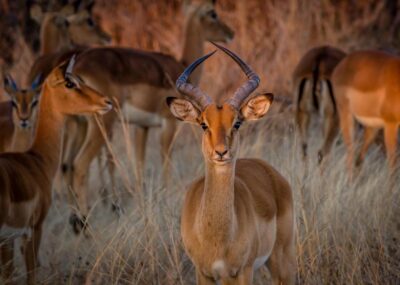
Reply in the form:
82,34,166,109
105,99,113,108
215,149,228,158
20,119,29,128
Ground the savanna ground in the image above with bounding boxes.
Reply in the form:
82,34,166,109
2,0,400,284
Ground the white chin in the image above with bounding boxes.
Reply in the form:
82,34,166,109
96,106,112,115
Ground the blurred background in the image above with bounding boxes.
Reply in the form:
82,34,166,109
2,0,400,99
1,1,400,284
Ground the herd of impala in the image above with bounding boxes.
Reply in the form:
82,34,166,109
0,0,398,284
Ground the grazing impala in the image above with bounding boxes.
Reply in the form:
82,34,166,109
293,46,346,163
60,0,233,232
332,50,400,175
0,74,41,152
0,56,112,285
167,43,296,284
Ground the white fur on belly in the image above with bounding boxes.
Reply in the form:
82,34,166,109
355,116,384,128
253,255,269,270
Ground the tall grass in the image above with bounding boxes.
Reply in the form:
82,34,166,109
4,107,399,284
2,0,400,284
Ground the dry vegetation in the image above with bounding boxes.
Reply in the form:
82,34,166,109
2,0,400,284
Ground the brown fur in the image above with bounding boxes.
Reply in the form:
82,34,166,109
0,61,111,285
0,101,14,151
332,50,400,175
59,0,234,227
169,99,295,284
293,45,346,162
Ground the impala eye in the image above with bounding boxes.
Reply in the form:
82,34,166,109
11,101,17,108
65,80,76,89
233,121,242,130
31,100,38,108
200,122,208,130
208,10,218,20
87,18,94,27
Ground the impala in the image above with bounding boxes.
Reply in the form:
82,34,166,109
29,1,110,55
0,56,112,285
293,45,346,163
332,50,400,175
167,43,296,284
58,0,233,233
0,74,41,152
25,2,112,205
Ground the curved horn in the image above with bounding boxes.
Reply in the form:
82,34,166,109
65,54,77,76
211,42,260,109
176,51,216,109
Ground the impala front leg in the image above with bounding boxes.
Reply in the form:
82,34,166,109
70,115,114,234
384,122,399,180
25,225,42,285
355,127,379,167
133,126,149,190
1,239,14,283
160,119,177,186
196,270,215,285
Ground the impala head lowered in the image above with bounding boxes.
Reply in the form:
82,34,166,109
46,55,113,115
3,74,42,129
167,42,273,165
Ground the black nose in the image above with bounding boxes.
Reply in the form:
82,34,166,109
215,150,228,157
20,119,28,128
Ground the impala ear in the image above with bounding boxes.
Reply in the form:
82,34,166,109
167,97,201,123
30,4,44,24
240,93,273,121
3,74,18,96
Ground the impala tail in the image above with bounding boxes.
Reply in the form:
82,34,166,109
311,55,321,110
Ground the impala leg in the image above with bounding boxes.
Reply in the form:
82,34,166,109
337,100,355,178
267,245,296,285
355,127,379,167
318,80,339,164
195,269,215,285
1,239,14,283
64,118,87,183
70,115,114,234
383,122,399,175
133,126,149,190
234,266,254,285
160,119,177,185
25,226,42,285
97,148,108,204
296,79,312,159
106,149,122,215
296,109,310,159
60,116,79,194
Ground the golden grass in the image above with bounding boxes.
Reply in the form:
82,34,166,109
5,108,400,284
2,0,400,284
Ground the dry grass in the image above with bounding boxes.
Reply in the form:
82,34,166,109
4,108,400,284
2,0,400,284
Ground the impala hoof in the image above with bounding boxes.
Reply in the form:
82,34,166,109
69,213,88,235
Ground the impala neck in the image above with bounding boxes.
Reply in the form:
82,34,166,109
198,161,237,242
30,83,64,177
40,18,72,55
181,12,205,85
11,127,34,151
